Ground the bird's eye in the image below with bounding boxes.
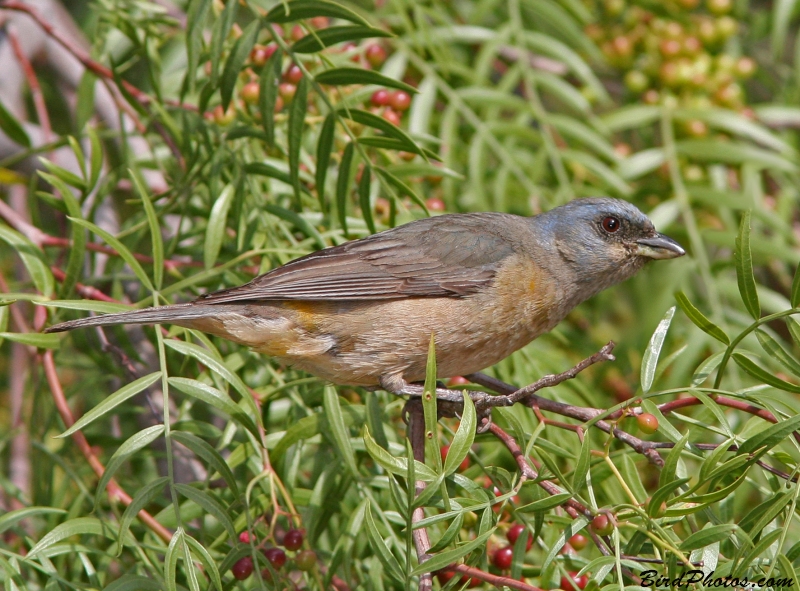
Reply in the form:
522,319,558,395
601,216,620,233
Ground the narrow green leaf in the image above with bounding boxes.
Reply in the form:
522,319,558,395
67,136,86,180
323,385,359,476
29,517,132,556
641,306,675,393
735,408,800,456
0,98,31,148
791,263,800,309
674,291,729,345
95,425,165,509
288,75,309,208
0,224,55,296
184,533,223,591
518,493,573,513
204,184,236,269
571,437,591,492
171,431,239,496
735,211,760,320
244,162,311,196
340,108,422,153
87,125,103,192
46,174,85,298
168,376,260,439
374,167,429,213
647,478,690,518
36,300,129,314
364,503,404,583
777,554,798,587
259,47,283,146
422,334,441,476
443,392,476,476
291,26,392,54
118,477,169,549
755,329,800,377
679,525,737,551
185,0,211,94
411,528,494,575
131,171,164,289
266,0,370,26
692,351,724,386
40,158,87,191
68,217,154,292
0,332,60,349
220,20,261,110
358,165,375,234
732,352,800,394
336,142,356,233
427,512,464,553
175,483,236,540
0,507,66,536
315,68,417,94
315,113,335,210
362,425,437,481
58,372,162,438
165,528,183,591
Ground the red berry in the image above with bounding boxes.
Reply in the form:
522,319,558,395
371,89,390,107
241,81,259,105
264,547,287,569
283,528,304,551
492,546,514,570
295,549,316,571
279,83,297,102
448,375,470,386
568,533,588,551
239,531,252,544
250,44,277,67
637,413,659,435
284,65,303,84
591,514,613,536
232,556,254,580
506,524,533,551
290,24,305,41
382,108,401,126
389,90,412,111
440,444,470,471
560,572,589,590
425,197,446,212
365,44,387,67
310,16,329,29
436,571,455,584
274,95,285,113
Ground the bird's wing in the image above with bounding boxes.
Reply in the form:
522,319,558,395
197,213,519,303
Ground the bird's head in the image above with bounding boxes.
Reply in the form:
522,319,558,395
534,197,685,293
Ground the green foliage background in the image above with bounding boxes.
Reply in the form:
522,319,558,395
1,0,800,589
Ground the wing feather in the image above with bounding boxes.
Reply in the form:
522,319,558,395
198,213,520,303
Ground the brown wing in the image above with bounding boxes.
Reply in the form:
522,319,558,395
197,213,520,303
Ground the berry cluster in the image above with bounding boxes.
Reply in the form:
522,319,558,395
587,0,755,126
231,528,316,582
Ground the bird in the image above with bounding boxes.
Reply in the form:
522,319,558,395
46,197,684,398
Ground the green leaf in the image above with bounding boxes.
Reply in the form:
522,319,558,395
168,377,260,439
427,512,464,553
40,158,86,191
104,575,164,591
571,437,591,492
204,184,236,269
336,142,356,233
220,20,261,110
29,517,133,556
76,72,98,132
362,425,437,481
0,224,55,296
171,430,239,496
735,210,760,320
374,167,429,212
0,98,31,148
118,477,169,549
364,503,404,583
323,385,359,477
58,372,162,438
264,204,325,250
288,75,309,208
315,68,418,94
0,507,66,536
340,108,424,154
315,113,335,210
679,525,737,551
358,165,375,234
676,140,796,172
674,291,729,345
648,478,690,518
266,0,370,26
755,329,800,377
443,392,476,476
0,331,60,349
291,26,392,54
735,408,800,456
68,217,154,292
184,533,223,591
43,172,85,298
175,483,236,540
518,493,573,513
36,300,130,314
87,126,103,192
411,528,494,575
641,306,675,393
259,47,283,146
791,263,800,309
95,425,165,509
732,352,800,394
131,171,164,290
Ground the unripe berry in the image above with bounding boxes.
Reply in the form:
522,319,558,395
365,44,388,67
637,413,660,434
296,549,316,571
591,514,613,536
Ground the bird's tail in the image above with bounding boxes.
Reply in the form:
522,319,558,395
44,303,217,333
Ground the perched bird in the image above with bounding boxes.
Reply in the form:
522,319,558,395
46,198,684,397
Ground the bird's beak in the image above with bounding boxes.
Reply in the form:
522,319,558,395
635,234,686,260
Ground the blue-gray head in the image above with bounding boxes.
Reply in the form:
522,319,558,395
533,197,685,295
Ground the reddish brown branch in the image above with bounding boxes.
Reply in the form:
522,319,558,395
438,563,544,591
7,26,52,143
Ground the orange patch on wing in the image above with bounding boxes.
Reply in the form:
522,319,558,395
282,300,322,330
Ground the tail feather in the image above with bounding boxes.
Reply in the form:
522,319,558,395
45,303,218,333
